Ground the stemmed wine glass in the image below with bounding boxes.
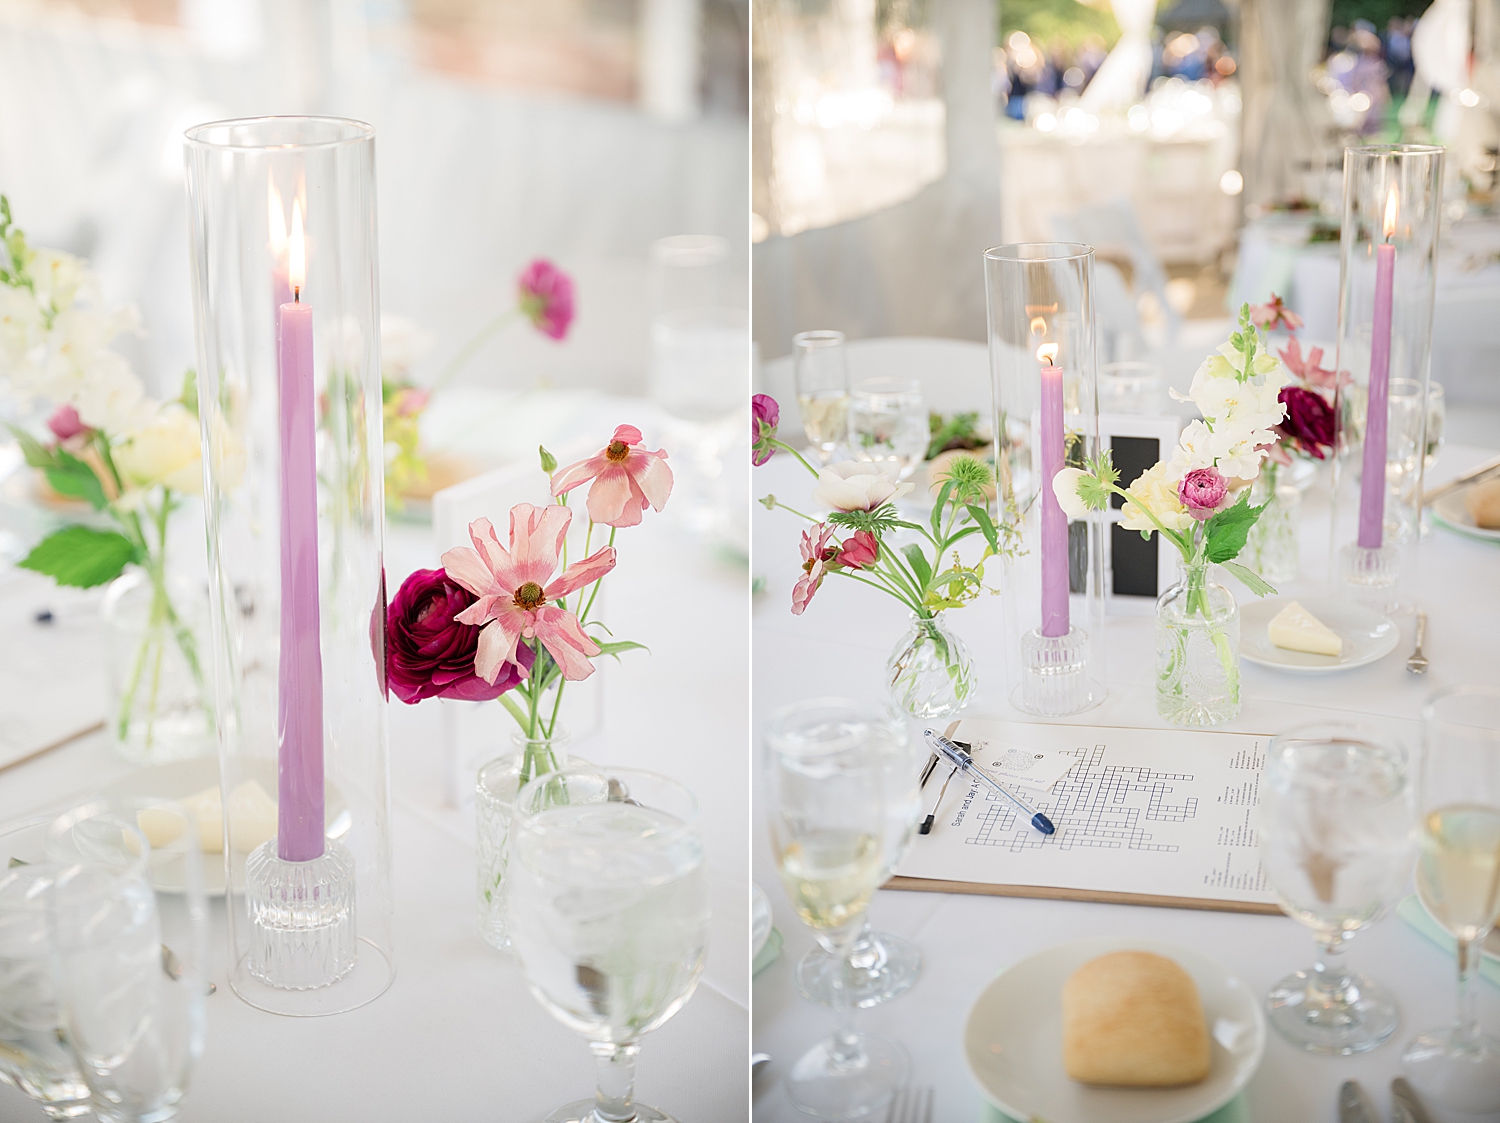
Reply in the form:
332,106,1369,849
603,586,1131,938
1402,685,1500,1113
766,698,915,1120
847,377,928,483
795,715,923,1009
793,330,851,465
508,766,710,1123
46,798,208,1123
1257,723,1414,1054
0,815,92,1120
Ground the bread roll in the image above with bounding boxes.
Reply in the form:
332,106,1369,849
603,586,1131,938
1465,478,1500,529
1062,951,1211,1087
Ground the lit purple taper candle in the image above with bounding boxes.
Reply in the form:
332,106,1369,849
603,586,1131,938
276,199,324,863
1038,343,1069,637
1358,186,1398,549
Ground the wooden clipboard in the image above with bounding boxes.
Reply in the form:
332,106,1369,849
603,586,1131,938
887,720,1286,917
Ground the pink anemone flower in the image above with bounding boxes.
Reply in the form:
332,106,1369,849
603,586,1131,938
792,523,838,615
550,424,673,528
441,504,616,684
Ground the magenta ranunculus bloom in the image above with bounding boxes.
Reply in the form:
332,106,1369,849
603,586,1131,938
751,394,780,466
837,529,879,569
47,403,87,441
1276,385,1335,460
1177,467,1229,521
517,258,576,340
386,568,530,704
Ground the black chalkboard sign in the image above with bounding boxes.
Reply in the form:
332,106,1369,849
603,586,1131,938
1109,435,1161,598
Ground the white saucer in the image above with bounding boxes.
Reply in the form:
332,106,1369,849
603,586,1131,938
963,937,1265,1123
1432,490,1500,544
1239,597,1398,673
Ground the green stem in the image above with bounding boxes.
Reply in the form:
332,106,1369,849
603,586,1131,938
578,526,615,626
762,496,819,523
766,437,820,477
428,308,522,393
1104,481,1194,556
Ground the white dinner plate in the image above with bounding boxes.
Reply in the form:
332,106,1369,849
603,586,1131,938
1432,490,1500,544
92,756,351,896
963,937,1265,1123
1239,597,1398,673
752,885,772,960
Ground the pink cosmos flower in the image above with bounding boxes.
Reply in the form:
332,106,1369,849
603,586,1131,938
1277,338,1342,391
441,505,617,684
517,258,575,340
792,523,838,615
1177,467,1229,520
837,529,879,570
47,403,87,442
1249,294,1303,333
550,424,673,528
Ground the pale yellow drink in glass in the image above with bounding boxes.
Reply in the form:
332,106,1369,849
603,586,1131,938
1417,805,1500,943
798,391,849,460
774,830,880,931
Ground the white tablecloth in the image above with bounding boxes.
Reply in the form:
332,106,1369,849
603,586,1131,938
0,398,750,1122
750,429,1500,1122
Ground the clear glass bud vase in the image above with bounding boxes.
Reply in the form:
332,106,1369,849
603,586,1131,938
885,612,975,720
1243,463,1301,585
475,729,577,951
1156,560,1241,727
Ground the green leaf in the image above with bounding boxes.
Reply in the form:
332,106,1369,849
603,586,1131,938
1203,491,1263,564
6,424,55,469
594,640,648,661
930,480,954,537
43,450,107,510
964,504,999,552
1221,560,1277,597
17,526,136,588
900,543,932,590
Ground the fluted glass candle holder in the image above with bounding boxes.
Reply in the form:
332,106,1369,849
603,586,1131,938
185,117,394,1015
1331,145,1443,616
985,244,1104,716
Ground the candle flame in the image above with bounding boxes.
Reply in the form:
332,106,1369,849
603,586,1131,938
1383,186,1398,240
1029,315,1048,335
268,180,287,250
1037,343,1059,365
288,200,305,297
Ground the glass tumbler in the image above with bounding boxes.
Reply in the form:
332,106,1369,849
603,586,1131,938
46,799,208,1123
847,377,928,482
0,816,91,1120
1402,685,1500,1114
509,767,710,1123
792,330,851,465
1257,724,1413,1054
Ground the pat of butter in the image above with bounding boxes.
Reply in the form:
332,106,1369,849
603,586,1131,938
1268,601,1342,657
134,781,280,854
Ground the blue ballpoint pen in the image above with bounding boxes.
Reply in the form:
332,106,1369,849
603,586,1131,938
922,729,1056,836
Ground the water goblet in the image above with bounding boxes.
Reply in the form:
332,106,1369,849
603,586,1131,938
1257,723,1413,1054
1402,685,1500,1114
766,698,910,1119
794,711,923,1009
0,816,91,1120
509,767,710,1123
793,330,851,465
847,377,927,482
46,799,208,1123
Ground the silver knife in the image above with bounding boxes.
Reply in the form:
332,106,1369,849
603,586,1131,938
1423,452,1500,504
1391,1077,1435,1123
1339,1080,1379,1123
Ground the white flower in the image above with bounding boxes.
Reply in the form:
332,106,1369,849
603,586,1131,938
0,285,44,380
114,404,202,495
1051,466,1090,517
66,349,155,435
28,247,93,315
1163,420,1217,483
812,461,912,511
1120,462,1193,534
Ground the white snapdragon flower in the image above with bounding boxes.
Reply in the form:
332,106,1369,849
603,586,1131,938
812,461,913,511
114,403,203,497
1164,420,1217,483
28,247,94,315
0,285,45,388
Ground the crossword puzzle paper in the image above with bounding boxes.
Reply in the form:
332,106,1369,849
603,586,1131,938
892,720,1280,913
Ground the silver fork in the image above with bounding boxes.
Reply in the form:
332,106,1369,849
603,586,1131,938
885,1085,934,1123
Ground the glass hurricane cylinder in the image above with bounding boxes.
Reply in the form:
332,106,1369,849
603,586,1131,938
984,243,1104,716
1331,145,1443,615
184,117,393,1015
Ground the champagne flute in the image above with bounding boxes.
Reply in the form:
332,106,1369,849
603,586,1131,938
1257,724,1413,1054
794,714,923,1009
1402,685,1500,1114
46,799,208,1123
847,377,928,482
793,330,851,465
0,816,91,1120
508,767,709,1123
766,698,910,1120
